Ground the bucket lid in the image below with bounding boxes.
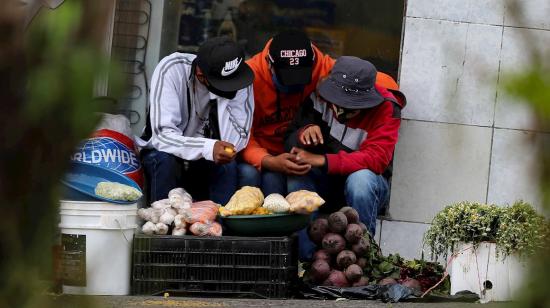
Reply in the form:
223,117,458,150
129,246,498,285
61,161,142,205
60,199,138,211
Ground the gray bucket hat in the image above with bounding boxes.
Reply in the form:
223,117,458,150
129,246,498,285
318,56,384,109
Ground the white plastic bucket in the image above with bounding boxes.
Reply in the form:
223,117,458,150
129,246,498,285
59,200,138,295
449,242,527,303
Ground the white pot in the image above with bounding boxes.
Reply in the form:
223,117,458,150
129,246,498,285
449,242,528,303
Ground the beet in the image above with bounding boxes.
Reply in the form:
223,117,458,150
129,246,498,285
310,260,331,283
322,270,349,287
378,277,397,286
344,223,363,244
339,206,360,224
328,212,348,234
358,222,368,234
355,257,367,269
400,278,422,292
308,218,329,245
312,249,331,262
336,250,357,269
322,233,346,255
344,264,363,282
352,276,369,287
351,237,370,257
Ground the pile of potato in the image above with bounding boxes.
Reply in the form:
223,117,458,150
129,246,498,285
307,207,371,287
137,187,221,236
219,186,325,216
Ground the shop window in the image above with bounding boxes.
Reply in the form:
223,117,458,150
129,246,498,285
178,0,405,79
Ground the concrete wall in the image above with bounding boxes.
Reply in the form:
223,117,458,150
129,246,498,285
379,0,550,260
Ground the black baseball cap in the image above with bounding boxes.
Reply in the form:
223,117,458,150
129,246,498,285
268,30,314,86
195,37,254,92
318,56,384,109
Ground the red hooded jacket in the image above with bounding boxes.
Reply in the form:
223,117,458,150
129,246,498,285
284,85,405,175
243,40,403,170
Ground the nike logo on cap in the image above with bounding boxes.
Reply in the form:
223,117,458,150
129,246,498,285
221,57,242,76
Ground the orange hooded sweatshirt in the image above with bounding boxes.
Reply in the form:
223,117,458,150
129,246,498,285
242,40,401,169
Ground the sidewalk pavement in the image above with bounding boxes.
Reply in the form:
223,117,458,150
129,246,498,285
52,295,514,308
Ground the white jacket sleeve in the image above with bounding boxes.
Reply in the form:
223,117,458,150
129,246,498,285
149,55,216,161
217,85,254,152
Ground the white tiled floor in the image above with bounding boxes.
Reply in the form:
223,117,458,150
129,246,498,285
389,120,492,223
399,17,501,126
487,128,546,210
374,219,382,244
379,220,435,261
494,27,550,132
388,0,546,243
406,0,505,25
504,0,550,30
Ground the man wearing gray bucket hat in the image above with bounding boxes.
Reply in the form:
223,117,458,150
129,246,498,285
284,56,406,260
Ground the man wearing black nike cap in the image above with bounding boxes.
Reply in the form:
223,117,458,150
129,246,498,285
137,37,255,204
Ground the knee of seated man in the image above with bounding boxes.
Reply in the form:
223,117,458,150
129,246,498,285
238,163,261,183
215,160,237,175
345,169,379,195
143,150,178,169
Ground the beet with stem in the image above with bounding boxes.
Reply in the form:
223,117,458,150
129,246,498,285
356,257,367,269
351,237,370,257
344,223,363,244
336,250,357,269
378,277,398,285
322,270,349,287
308,218,329,245
400,278,422,292
358,222,368,234
310,260,331,283
328,212,348,234
322,233,346,255
339,206,360,224
344,264,363,282
312,249,331,262
352,276,369,287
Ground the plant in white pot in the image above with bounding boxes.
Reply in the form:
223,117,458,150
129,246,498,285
424,201,549,303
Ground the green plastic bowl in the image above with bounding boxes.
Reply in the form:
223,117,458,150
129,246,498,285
221,213,311,236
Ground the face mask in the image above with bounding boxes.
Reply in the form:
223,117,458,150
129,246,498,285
206,84,237,100
271,73,305,94
331,103,357,123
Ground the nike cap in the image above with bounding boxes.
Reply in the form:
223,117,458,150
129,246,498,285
196,37,254,92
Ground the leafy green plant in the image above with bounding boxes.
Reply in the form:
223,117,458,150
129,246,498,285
0,1,121,307
424,201,549,260
496,201,550,258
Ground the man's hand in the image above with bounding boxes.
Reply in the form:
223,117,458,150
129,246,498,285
213,141,236,164
291,147,326,168
261,153,311,175
299,125,324,147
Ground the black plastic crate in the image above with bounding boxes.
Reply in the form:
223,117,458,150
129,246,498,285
131,234,298,299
